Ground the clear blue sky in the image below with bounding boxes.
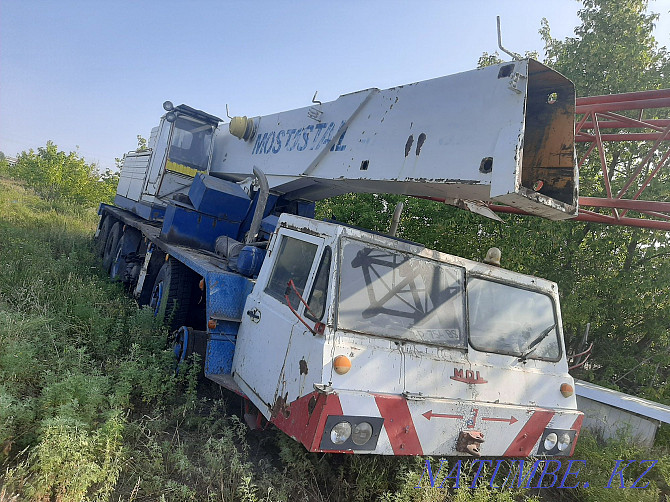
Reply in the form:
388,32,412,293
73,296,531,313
1,1,669,172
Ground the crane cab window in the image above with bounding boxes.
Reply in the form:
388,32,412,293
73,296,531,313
167,116,214,172
467,277,561,361
265,236,318,307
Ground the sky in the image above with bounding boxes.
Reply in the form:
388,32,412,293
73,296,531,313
1,1,669,172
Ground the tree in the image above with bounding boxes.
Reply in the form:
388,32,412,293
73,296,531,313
11,141,118,205
536,0,670,399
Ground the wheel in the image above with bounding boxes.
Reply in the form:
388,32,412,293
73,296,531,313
169,326,208,377
149,259,194,331
109,233,128,282
95,216,112,258
102,222,122,272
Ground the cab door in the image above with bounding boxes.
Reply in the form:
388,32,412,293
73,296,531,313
232,228,325,418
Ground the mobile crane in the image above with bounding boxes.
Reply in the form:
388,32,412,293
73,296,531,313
96,58,583,457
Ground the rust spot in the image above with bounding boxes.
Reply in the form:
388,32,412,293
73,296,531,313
299,358,308,375
404,135,414,157
271,393,291,419
308,395,318,415
416,133,426,155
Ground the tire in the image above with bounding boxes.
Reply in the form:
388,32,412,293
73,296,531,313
109,233,128,282
95,216,112,258
149,259,194,331
102,222,122,272
170,327,207,377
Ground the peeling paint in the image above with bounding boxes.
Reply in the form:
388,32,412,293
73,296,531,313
416,133,426,156
404,135,414,157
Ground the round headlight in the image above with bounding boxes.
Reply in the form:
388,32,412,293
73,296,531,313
352,422,373,446
330,421,351,445
557,433,571,451
544,432,558,451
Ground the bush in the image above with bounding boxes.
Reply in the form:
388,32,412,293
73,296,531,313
7,141,118,206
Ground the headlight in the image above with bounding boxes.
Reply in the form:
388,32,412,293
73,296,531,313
320,415,384,451
351,422,373,445
330,421,352,444
557,432,571,451
543,432,558,451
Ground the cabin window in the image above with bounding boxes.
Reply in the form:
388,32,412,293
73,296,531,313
265,236,318,307
306,247,332,322
337,239,466,347
467,277,561,361
167,116,214,171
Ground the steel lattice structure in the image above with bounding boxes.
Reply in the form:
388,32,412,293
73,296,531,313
490,89,670,230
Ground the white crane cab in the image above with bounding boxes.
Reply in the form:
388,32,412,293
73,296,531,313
232,214,582,456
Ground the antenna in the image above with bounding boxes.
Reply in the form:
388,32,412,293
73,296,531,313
497,16,522,61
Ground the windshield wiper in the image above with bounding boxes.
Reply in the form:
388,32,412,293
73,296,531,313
518,323,556,361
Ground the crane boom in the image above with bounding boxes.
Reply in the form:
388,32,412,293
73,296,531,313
212,59,577,221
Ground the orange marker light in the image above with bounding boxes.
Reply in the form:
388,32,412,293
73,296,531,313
560,383,574,398
208,319,217,330
333,355,351,375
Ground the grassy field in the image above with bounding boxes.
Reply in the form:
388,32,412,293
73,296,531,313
0,176,667,501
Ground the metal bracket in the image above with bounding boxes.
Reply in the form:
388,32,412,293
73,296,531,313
402,391,425,401
509,69,527,94
456,430,485,457
133,243,154,299
313,383,335,395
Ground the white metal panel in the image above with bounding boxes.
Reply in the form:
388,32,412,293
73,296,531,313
117,152,152,201
210,60,576,219
575,380,670,424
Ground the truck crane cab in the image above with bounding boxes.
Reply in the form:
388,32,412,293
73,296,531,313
231,214,581,456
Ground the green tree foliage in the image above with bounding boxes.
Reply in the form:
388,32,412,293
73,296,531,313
10,141,119,206
540,0,670,98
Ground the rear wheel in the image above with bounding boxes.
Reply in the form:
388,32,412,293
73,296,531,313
95,216,112,258
102,222,122,272
109,233,128,282
149,259,194,331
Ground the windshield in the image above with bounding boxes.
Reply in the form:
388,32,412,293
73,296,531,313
167,116,214,171
337,239,466,347
467,277,560,360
